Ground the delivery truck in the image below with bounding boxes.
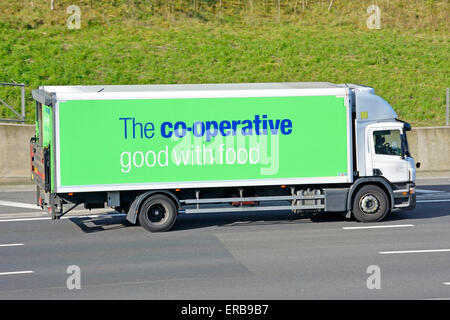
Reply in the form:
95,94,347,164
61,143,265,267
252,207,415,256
30,82,416,232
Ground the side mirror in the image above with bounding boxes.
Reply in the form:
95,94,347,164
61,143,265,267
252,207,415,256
403,122,412,131
416,162,421,169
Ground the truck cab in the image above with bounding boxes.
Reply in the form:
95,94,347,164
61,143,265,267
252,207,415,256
352,84,416,212
367,123,415,183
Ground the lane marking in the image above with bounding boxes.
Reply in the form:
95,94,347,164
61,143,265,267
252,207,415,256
0,200,41,210
0,213,126,223
416,189,444,194
0,217,50,222
444,283,450,286
0,243,24,247
380,249,450,255
417,199,450,203
0,271,34,276
343,224,414,230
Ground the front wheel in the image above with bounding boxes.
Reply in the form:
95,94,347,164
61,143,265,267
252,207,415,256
352,185,390,222
138,194,177,232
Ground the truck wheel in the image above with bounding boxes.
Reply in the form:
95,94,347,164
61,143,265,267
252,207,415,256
138,194,177,232
352,185,390,222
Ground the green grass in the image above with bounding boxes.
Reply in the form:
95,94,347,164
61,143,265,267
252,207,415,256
0,1,448,126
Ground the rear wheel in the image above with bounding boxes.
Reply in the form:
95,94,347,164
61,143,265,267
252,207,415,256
352,185,390,222
138,194,177,232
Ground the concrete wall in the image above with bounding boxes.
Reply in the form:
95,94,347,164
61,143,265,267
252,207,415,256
0,123,449,182
0,123,35,182
407,127,450,173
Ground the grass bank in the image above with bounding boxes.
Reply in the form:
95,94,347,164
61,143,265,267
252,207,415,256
0,1,448,126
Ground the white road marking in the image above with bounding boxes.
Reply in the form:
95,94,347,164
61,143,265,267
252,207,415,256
343,224,414,230
444,283,450,286
0,243,24,247
0,200,41,210
0,271,34,276
0,217,50,222
415,189,444,194
417,199,450,203
0,213,126,223
380,249,450,255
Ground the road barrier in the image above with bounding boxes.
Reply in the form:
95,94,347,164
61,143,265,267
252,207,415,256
0,123,35,182
0,123,449,182
407,126,450,173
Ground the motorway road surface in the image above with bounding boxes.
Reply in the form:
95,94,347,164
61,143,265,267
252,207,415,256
0,179,449,299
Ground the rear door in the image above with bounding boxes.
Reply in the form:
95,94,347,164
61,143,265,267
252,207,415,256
30,100,53,193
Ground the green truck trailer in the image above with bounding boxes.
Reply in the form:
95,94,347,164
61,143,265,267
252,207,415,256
31,82,416,232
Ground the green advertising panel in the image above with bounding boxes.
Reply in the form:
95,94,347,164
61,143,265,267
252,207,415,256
57,95,349,189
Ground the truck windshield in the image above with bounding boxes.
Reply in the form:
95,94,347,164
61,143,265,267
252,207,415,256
373,130,403,156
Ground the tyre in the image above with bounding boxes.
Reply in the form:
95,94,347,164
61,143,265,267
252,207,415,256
352,185,390,222
138,194,177,232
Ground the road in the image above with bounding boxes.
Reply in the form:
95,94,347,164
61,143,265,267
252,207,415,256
0,179,449,299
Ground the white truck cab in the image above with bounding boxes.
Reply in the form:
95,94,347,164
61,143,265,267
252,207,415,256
366,122,415,183
351,84,416,214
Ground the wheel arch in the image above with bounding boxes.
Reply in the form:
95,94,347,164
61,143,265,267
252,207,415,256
347,177,394,213
126,190,181,225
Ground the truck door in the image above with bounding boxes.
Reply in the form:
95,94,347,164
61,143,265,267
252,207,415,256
30,101,52,193
368,126,409,183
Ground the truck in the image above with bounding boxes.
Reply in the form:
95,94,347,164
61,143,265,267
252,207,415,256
30,82,417,232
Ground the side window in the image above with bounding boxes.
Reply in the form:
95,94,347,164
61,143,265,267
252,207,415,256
373,130,402,156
